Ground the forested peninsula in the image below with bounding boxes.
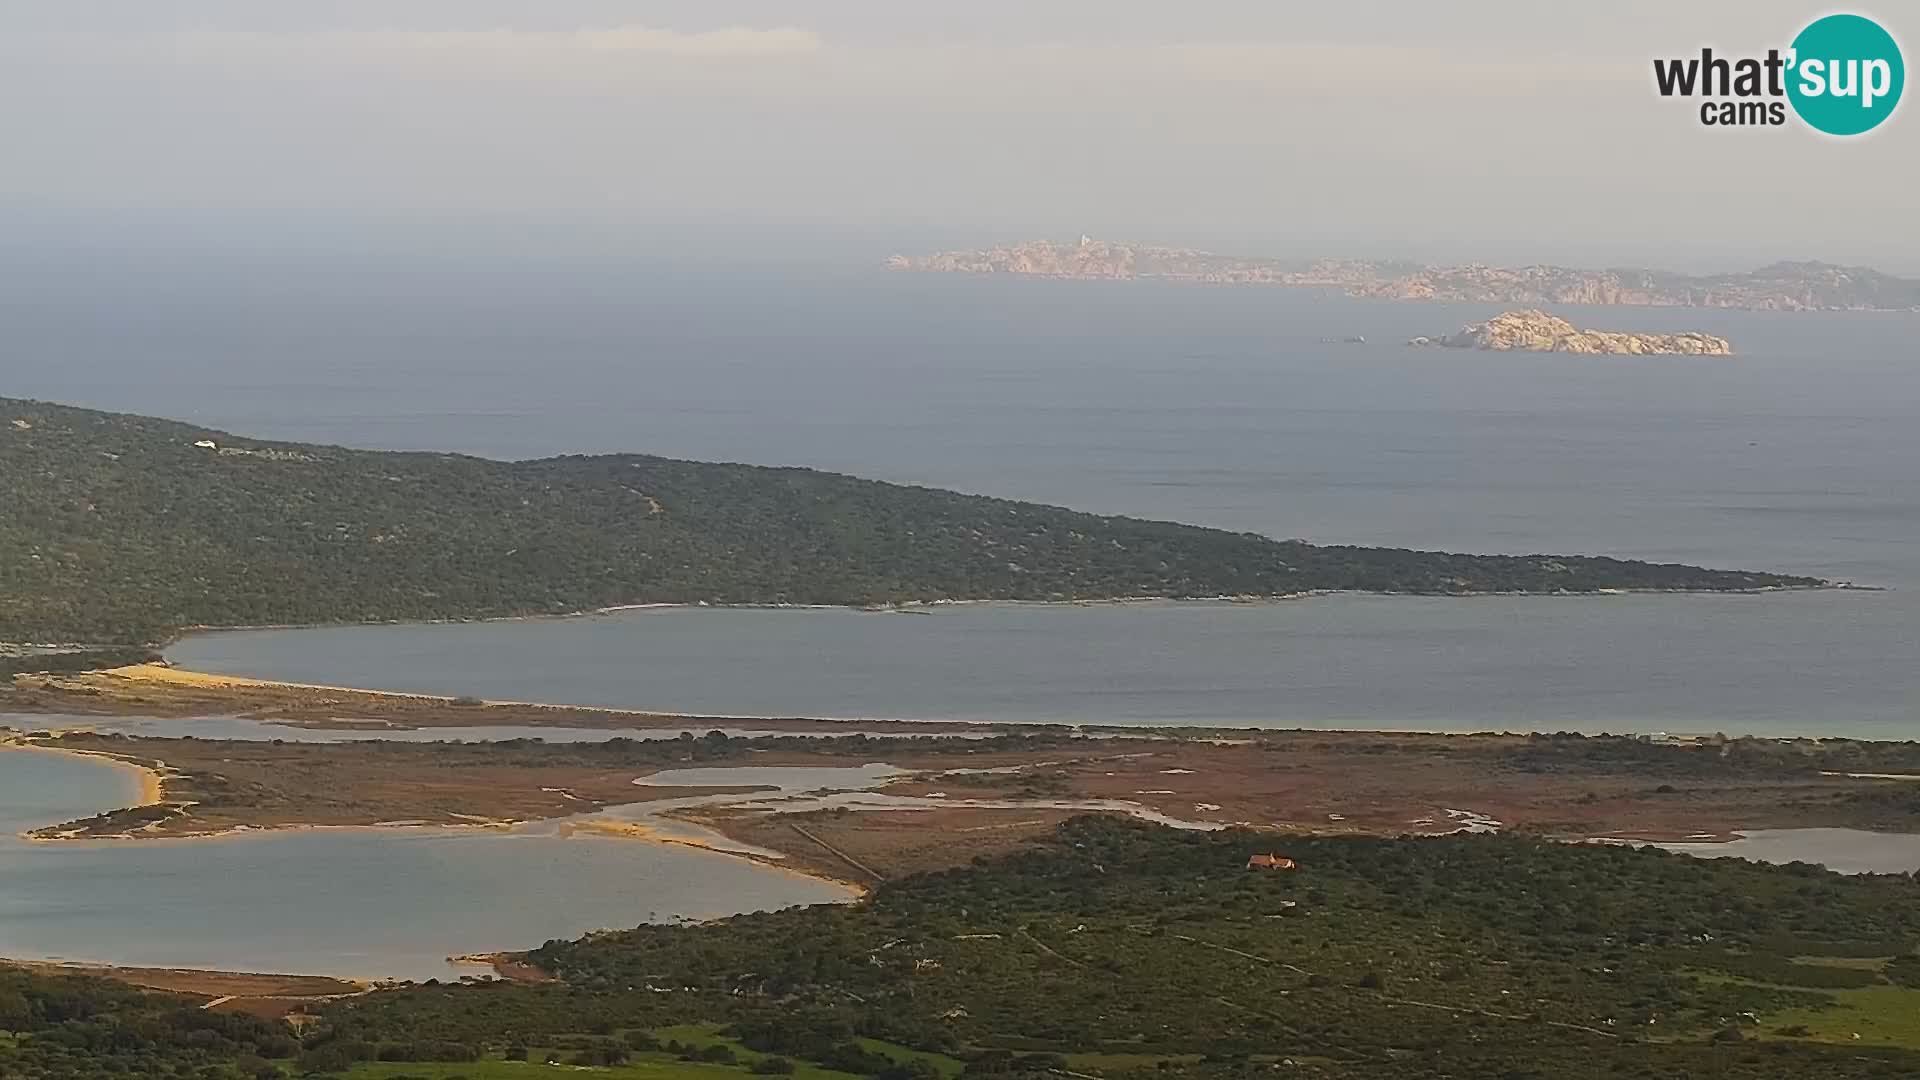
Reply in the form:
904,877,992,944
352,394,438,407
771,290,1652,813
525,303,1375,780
1,397,1823,646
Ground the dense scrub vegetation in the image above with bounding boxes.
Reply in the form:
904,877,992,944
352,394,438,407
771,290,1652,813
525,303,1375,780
1499,729,1920,778
0,967,296,1079
11,820,1920,1077
307,818,1920,1079
523,820,1920,1067
0,397,1822,644
0,646,160,677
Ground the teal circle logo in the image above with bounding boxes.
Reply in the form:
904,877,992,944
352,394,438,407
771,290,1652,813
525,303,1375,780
1787,14,1904,135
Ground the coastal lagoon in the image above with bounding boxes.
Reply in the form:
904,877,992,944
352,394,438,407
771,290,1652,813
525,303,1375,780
1658,828,1920,875
8,745,1915,986
171,589,1918,739
0,748,853,981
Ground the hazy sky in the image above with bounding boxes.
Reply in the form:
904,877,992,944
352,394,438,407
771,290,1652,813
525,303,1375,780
3,1,1914,268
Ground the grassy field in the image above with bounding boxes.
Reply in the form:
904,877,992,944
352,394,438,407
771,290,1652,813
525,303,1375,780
853,1038,964,1079
1687,957,1920,1050
1762,985,1920,1047
1791,955,1896,972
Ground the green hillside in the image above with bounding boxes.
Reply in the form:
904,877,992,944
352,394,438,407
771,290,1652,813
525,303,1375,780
7,818,1920,1078
325,818,1920,1080
0,397,1822,645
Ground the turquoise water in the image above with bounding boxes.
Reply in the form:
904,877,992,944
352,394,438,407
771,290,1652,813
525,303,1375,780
0,748,853,980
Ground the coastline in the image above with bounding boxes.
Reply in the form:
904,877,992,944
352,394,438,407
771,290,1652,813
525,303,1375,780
562,815,873,897
7,661,1027,733
141,579,1856,647
9,640,1912,741
0,957,367,1001
3,735,873,898
32,721,1902,845
8,577,1867,737
0,739,165,812
15,693,1920,989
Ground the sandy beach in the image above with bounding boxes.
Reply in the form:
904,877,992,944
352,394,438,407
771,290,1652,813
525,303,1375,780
7,661,1007,734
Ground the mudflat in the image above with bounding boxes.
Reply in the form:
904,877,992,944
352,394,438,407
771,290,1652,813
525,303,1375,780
21,722,1920,872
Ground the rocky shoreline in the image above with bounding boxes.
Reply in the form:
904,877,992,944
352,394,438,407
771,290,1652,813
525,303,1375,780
1408,309,1733,355
888,237,1920,312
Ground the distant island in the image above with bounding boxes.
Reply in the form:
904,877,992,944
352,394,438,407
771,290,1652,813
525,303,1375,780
1409,310,1734,355
0,397,1825,648
888,237,1920,312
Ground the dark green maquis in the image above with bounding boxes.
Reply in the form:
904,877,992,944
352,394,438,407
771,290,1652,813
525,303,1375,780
0,396,1824,645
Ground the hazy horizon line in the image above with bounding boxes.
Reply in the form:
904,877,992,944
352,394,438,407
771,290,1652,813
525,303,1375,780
4,209,1917,279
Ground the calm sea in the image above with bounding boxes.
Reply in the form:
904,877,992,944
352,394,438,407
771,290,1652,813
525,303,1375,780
9,254,1918,737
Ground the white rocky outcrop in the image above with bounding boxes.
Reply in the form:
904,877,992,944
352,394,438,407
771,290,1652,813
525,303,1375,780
1410,310,1732,355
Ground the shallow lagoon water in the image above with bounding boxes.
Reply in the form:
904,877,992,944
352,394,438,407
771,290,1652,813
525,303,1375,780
0,748,854,981
7,740,1918,981
1656,828,1920,875
171,590,1919,739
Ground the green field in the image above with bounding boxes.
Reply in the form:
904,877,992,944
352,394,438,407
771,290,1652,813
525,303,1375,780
1764,985,1920,1046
